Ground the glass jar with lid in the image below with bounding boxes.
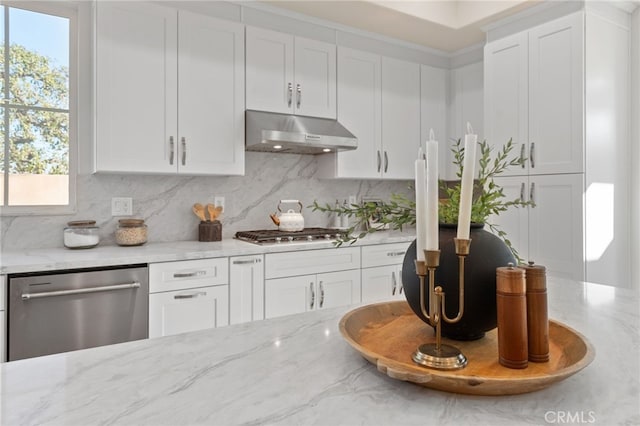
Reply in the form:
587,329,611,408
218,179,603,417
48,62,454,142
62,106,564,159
64,220,100,249
115,218,148,246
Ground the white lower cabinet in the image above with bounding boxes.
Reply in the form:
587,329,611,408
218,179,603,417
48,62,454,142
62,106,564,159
265,269,360,319
264,247,361,319
361,264,405,304
0,275,5,362
229,255,264,325
149,286,229,338
149,258,229,338
491,174,585,280
361,242,410,303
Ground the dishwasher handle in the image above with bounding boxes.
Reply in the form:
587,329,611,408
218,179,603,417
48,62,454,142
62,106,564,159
21,282,141,301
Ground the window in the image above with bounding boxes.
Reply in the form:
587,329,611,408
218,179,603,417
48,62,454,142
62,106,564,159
0,2,76,215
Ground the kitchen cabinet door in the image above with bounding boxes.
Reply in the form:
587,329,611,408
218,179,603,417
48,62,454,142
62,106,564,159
484,31,528,177
245,26,294,114
293,37,336,118
229,255,264,325
361,264,404,304
528,13,584,175
245,27,336,118
316,269,361,310
319,47,382,178
149,285,229,338
265,275,316,319
95,5,244,175
381,57,421,180
421,65,448,173
491,174,584,280
528,174,584,280
489,176,530,262
484,13,583,177
95,2,177,173
177,11,244,175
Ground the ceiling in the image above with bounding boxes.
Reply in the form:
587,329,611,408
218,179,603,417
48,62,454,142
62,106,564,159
264,0,543,52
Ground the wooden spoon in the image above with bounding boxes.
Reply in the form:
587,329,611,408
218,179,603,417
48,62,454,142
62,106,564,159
211,206,223,221
192,203,207,221
207,204,216,221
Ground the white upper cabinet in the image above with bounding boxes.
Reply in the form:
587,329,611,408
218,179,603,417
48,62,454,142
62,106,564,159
177,11,245,175
381,57,421,180
319,49,419,180
420,65,448,177
95,3,244,175
484,12,584,176
329,47,382,179
96,3,177,174
245,26,336,118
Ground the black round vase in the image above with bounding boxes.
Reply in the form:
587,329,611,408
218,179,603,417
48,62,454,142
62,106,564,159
402,223,516,340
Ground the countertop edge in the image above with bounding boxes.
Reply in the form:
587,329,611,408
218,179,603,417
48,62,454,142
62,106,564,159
0,232,416,274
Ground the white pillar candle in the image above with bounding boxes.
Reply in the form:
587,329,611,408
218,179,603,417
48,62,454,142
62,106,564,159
425,129,439,250
457,123,477,240
415,149,427,261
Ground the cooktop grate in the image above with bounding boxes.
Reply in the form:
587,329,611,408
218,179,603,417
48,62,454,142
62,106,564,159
235,228,346,244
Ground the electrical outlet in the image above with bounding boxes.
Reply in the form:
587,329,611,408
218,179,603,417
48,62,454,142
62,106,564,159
348,195,357,206
214,196,225,211
112,197,133,216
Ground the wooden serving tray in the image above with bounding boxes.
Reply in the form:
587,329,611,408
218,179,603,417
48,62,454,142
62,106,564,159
339,301,595,396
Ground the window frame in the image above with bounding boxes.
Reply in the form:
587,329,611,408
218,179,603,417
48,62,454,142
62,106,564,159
0,0,78,217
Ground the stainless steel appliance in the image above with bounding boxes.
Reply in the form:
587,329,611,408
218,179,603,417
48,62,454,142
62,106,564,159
235,228,346,245
8,265,149,361
245,110,357,154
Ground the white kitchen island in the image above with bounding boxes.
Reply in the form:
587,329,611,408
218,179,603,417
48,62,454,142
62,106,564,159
0,277,638,426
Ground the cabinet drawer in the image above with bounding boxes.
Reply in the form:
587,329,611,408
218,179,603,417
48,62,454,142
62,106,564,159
361,242,411,268
149,285,229,338
0,275,5,311
149,258,228,293
265,247,360,279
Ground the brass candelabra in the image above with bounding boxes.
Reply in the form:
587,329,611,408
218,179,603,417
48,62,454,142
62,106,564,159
412,238,471,370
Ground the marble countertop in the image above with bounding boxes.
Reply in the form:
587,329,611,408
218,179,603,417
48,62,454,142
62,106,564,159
0,231,415,275
1,277,638,425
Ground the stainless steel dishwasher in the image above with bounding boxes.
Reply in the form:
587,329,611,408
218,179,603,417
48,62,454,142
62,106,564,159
8,264,148,361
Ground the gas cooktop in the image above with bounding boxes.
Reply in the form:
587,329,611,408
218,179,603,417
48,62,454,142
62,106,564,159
235,228,347,245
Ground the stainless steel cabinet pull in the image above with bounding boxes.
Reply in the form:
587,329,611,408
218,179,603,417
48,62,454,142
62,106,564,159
387,251,406,257
181,137,186,166
232,259,261,265
169,136,175,165
530,182,536,206
310,282,315,310
391,271,397,295
520,143,525,168
174,291,207,299
399,269,403,294
173,271,206,278
384,151,389,172
530,142,535,168
377,151,381,172
21,282,140,301
319,281,325,308
287,82,293,107
296,83,301,108
520,182,525,202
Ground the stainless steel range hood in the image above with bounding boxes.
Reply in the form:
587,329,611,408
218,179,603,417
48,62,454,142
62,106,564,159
245,110,357,154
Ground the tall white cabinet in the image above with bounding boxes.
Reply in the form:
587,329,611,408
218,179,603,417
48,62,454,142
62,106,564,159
485,7,631,285
95,3,245,175
245,26,336,118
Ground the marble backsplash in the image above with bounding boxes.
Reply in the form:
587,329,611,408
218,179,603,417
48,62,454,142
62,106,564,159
0,152,413,251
